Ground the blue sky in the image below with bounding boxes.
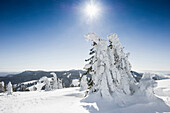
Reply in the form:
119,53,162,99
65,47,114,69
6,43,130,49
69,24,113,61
0,0,170,72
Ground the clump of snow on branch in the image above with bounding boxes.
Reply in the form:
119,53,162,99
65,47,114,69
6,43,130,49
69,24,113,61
7,81,13,95
85,33,101,44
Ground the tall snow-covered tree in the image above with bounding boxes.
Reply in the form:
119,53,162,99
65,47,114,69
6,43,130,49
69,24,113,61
107,33,136,95
7,81,13,95
84,33,136,99
84,33,113,98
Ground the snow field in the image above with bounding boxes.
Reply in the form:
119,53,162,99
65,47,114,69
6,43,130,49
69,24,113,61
1,79,170,113
0,88,88,113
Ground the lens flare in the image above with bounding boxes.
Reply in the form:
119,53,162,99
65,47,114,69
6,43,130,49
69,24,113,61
85,3,100,19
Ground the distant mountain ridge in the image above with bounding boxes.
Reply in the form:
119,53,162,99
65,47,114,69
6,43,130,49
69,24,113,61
0,72,19,77
0,70,169,88
0,70,88,87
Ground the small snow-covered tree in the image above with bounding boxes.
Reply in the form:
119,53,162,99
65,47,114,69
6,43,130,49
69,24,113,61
80,75,88,91
39,76,51,91
7,81,13,95
57,78,63,89
32,85,37,91
0,81,5,93
138,73,155,98
84,33,136,100
51,72,58,90
50,72,63,89
36,82,44,91
44,77,51,91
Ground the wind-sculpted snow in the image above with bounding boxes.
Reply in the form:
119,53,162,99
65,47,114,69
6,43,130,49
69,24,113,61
154,79,170,106
82,79,170,113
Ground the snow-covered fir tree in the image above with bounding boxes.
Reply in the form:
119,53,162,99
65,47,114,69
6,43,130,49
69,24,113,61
138,73,155,98
7,81,13,95
107,34,136,95
57,78,63,89
51,72,58,90
84,33,136,99
51,72,63,89
44,77,51,91
39,76,51,91
0,81,5,93
36,82,44,91
32,85,37,91
80,75,88,91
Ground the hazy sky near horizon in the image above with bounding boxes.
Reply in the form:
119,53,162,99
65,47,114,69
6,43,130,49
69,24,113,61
0,0,170,72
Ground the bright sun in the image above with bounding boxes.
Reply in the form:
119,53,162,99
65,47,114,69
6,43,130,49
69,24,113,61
85,3,100,19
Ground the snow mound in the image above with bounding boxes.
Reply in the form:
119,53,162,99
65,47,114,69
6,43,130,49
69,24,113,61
81,79,170,113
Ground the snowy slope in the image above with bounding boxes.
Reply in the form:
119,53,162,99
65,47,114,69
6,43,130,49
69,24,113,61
1,79,170,113
155,79,170,106
0,88,89,113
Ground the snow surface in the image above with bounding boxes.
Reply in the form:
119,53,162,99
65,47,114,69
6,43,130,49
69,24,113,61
0,79,170,113
155,79,170,107
72,79,80,87
0,88,88,113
